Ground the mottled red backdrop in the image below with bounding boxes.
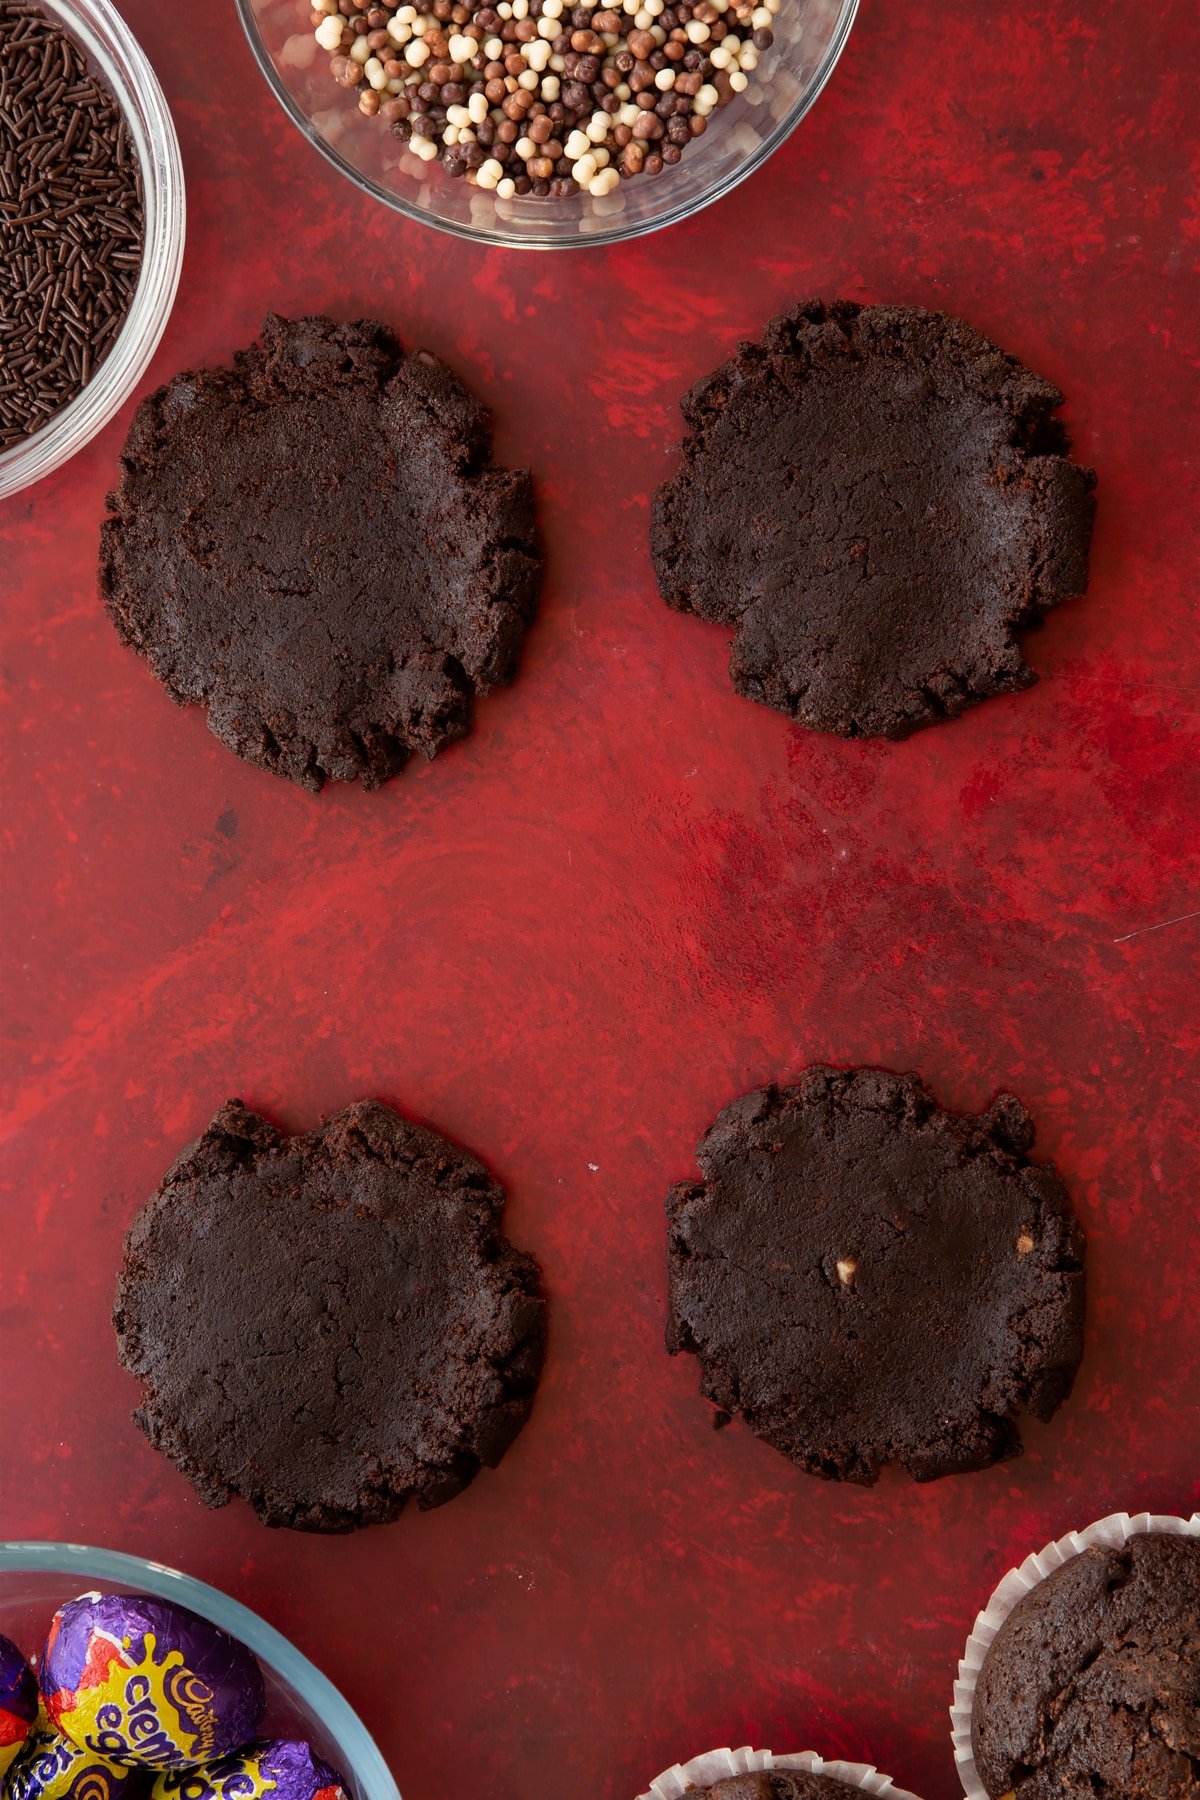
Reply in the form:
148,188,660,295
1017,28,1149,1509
2,2,1198,1797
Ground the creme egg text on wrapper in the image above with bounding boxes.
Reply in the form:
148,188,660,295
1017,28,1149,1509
2,1714,149,1800
150,1740,350,1800
39,1596,264,1772
0,1636,39,1782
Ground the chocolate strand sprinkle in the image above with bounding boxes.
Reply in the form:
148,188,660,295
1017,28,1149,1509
0,0,144,450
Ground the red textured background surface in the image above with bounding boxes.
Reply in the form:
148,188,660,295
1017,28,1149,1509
2,3,1198,1797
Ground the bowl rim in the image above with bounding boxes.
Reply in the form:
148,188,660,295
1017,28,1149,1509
234,0,859,251
0,1542,401,1800
0,0,186,500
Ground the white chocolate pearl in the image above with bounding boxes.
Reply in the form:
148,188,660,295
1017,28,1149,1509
447,33,475,61
485,34,504,55
314,14,343,50
685,17,709,38
497,177,516,198
708,43,731,66
525,38,551,70
588,167,620,195
405,38,430,65
564,128,590,157
728,67,748,88
571,152,598,182
446,102,470,125
585,111,609,140
468,91,489,122
349,34,371,62
537,16,558,35
542,0,564,16
515,135,536,158
540,73,561,98
364,55,388,87
654,66,675,88
476,157,504,187
517,68,538,88
412,135,439,159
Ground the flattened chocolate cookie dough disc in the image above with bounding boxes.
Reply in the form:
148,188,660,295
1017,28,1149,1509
687,1775,867,1798
651,300,1095,738
101,315,542,790
971,1532,1200,1800
665,1067,1085,1484
114,1100,545,1532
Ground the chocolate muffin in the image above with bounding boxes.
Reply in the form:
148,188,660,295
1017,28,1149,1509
665,1066,1086,1484
971,1531,1200,1800
114,1099,545,1531
651,300,1095,739
101,314,541,790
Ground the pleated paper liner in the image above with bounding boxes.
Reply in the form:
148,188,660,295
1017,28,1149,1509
637,1744,923,1800
949,1507,1200,1799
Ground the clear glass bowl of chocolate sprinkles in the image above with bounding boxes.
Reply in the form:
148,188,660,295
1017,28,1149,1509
237,0,856,248
0,0,184,499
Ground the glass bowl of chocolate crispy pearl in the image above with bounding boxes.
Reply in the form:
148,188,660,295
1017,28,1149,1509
238,0,857,246
0,1542,400,1800
0,0,184,500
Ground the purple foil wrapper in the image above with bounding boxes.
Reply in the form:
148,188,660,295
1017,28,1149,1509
40,1594,265,1771
148,1740,351,1800
4,1718,150,1800
0,1633,39,1781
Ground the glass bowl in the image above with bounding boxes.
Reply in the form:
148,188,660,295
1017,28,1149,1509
0,0,185,501
236,0,857,249
0,1543,400,1800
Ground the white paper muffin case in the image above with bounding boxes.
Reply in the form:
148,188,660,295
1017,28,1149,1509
950,1507,1200,1799
637,1744,923,1800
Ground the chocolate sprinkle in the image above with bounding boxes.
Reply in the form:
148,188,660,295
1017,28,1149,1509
0,0,144,451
